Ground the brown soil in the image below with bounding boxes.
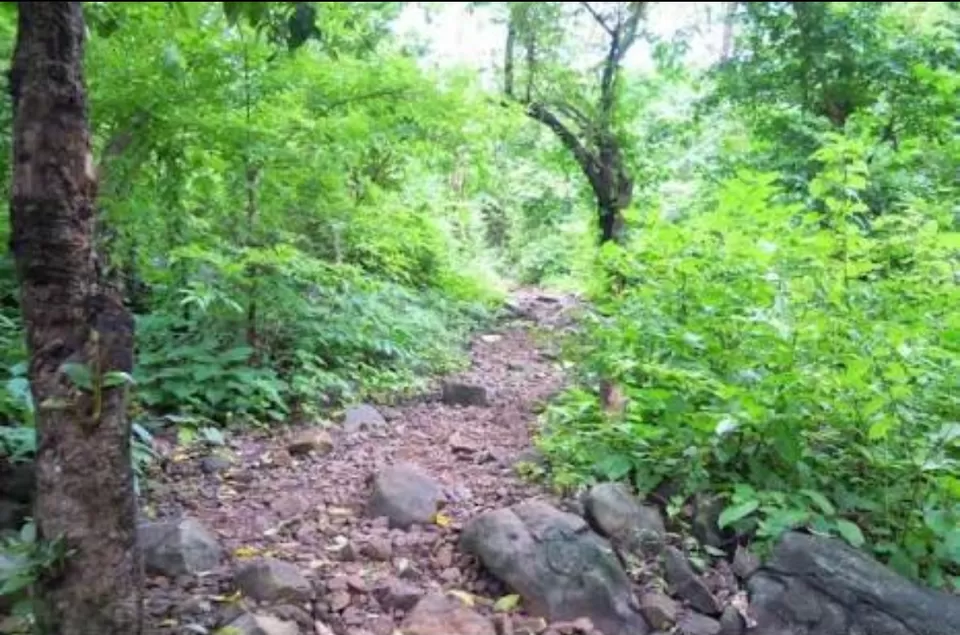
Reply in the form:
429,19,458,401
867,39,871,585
142,289,583,634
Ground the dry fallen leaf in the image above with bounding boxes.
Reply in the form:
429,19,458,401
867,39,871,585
446,589,476,607
433,512,452,527
233,545,261,559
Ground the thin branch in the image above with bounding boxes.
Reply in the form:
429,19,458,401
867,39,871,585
580,2,615,37
318,87,411,114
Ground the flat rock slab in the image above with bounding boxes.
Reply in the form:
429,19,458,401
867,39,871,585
461,499,649,635
748,531,960,635
401,593,496,635
139,517,222,577
367,462,444,529
234,558,313,604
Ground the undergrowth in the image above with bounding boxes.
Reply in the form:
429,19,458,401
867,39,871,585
537,130,960,589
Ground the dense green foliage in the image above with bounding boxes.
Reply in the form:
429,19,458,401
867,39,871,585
537,2,960,589
0,0,958,612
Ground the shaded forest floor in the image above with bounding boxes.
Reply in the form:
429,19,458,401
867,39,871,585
142,288,584,634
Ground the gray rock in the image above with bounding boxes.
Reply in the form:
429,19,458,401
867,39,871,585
367,463,444,529
691,495,729,549
343,404,387,434
748,531,960,635
678,613,721,635
287,428,334,456
441,382,490,407
718,607,745,635
139,517,222,577
234,558,313,604
639,592,679,630
401,593,495,635
663,547,721,616
731,545,760,580
220,613,301,635
372,577,424,611
584,483,666,556
201,454,232,474
461,499,649,635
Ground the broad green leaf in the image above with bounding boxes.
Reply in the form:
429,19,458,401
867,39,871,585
835,520,866,548
718,500,760,529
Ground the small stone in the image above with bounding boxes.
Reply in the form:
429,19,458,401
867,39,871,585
373,577,424,612
718,606,745,635
235,558,313,604
367,463,445,529
326,536,356,562
224,613,301,635
512,616,548,634
663,547,722,616
731,546,760,580
330,590,352,612
678,613,721,635
402,594,496,635
287,428,334,457
639,592,679,630
480,334,502,343
439,567,460,583
139,517,222,578
200,454,231,474
440,381,490,407
434,545,454,569
343,404,387,434
346,575,368,593
449,432,478,454
359,536,393,561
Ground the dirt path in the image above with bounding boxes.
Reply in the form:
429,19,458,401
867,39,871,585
143,289,581,634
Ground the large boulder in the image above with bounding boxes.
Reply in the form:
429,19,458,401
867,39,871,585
461,499,649,635
367,463,445,529
583,483,665,556
748,531,960,635
139,517,222,577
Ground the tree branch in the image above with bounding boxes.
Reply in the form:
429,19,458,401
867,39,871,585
580,2,615,37
526,102,600,187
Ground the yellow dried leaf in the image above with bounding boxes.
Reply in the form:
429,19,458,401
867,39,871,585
233,545,260,559
210,590,243,604
433,512,452,527
493,594,521,613
446,589,475,607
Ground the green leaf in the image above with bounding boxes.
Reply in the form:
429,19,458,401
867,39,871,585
800,490,836,516
493,593,521,613
102,371,136,388
718,500,760,529
834,519,865,548
60,362,93,391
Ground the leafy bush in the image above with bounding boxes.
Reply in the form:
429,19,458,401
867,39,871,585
538,131,960,588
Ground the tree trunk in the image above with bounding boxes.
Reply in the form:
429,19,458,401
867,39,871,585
8,3,143,633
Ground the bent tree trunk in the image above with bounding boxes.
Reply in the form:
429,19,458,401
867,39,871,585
9,3,142,633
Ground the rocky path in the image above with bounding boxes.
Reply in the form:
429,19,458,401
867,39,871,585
135,287,960,635
141,289,585,634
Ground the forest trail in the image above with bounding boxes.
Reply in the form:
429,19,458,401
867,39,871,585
143,288,584,634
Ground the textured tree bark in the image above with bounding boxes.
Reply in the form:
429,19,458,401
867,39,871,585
8,3,143,633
